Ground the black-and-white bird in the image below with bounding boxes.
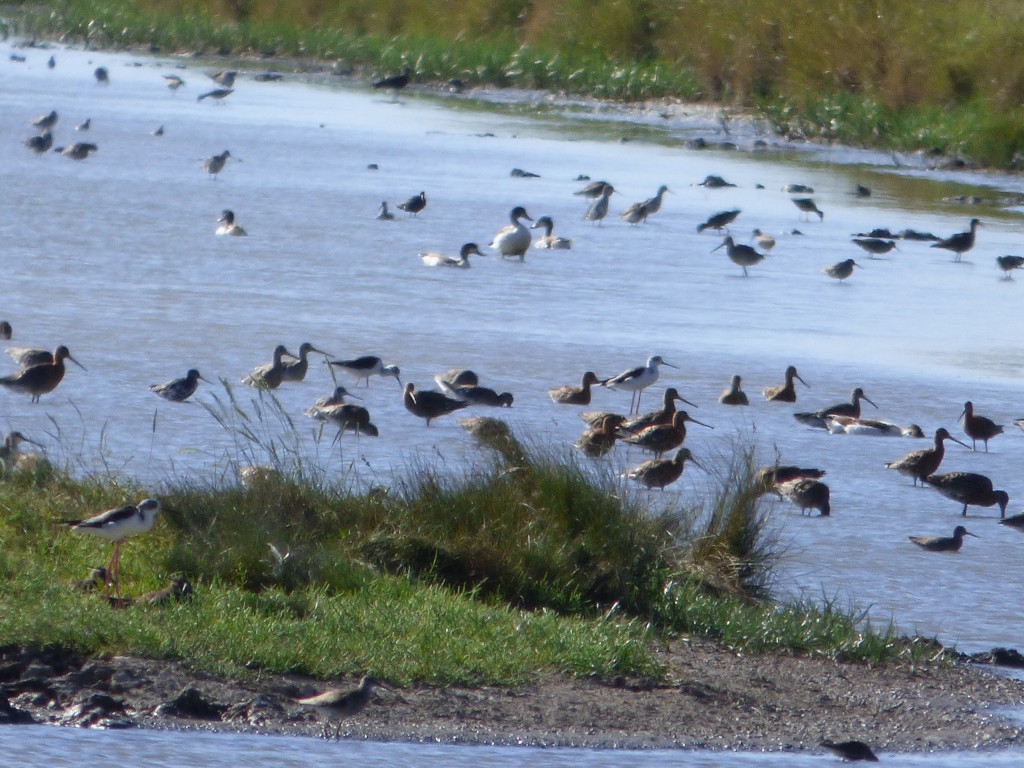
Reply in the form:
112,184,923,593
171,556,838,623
149,369,207,402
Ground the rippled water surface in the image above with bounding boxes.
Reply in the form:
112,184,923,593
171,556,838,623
3,41,1024,668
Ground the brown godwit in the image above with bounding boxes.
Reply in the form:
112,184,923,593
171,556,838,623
575,414,622,458
959,401,1003,452
794,388,876,429
751,229,775,251
60,142,98,160
164,74,185,91
149,369,207,402
531,216,573,249
620,386,697,432
885,428,969,485
792,197,824,221
434,369,479,390
584,185,615,224
420,242,484,268
25,130,52,156
376,201,395,220
601,356,678,415
697,209,740,233
618,410,711,458
0,345,84,402
852,238,897,257
64,498,162,598
549,371,600,405
491,206,533,258
403,383,468,425
281,342,330,383
697,175,736,188
762,365,808,402
373,65,411,92
825,416,924,438
996,255,1024,278
625,447,704,490
197,87,233,102
578,410,627,429
307,402,378,437
573,180,612,198
778,478,830,516
329,356,401,387
908,525,977,553
820,740,879,762
208,69,237,87
925,472,1009,517
32,110,58,132
823,258,861,282
202,149,231,178
297,676,382,738
0,431,43,473
451,385,514,408
713,236,765,277
931,218,980,262
241,344,295,390
718,374,748,405
639,185,670,215
754,465,827,496
619,201,649,225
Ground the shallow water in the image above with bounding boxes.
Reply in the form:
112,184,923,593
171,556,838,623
3,41,1024,665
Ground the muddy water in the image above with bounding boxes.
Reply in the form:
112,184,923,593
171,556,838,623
3,42,1024,663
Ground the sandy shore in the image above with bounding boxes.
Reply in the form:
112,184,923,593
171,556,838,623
3,640,1023,754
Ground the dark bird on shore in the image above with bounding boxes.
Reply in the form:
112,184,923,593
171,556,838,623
931,218,980,262
885,428,968,486
0,321,11,340
373,65,411,92
625,447,704,490
754,465,827,496
197,88,233,103
203,150,231,179
794,388,876,429
718,375,748,405
584,185,614,224
854,184,872,197
925,472,1009,518
32,110,58,132
163,74,185,91
714,236,765,276
396,191,427,216
75,117,90,131
573,180,612,198
403,383,468,425
762,365,808,403
852,238,897,257
783,183,814,194
575,414,623,458
94,66,109,84
778,478,830,516
959,401,1003,452
297,676,382,738
510,167,540,178
47,55,55,69
996,255,1024,278
25,131,52,156
792,197,824,221
697,209,740,233
820,739,879,762
823,258,861,283
909,525,978,553
208,69,237,88
149,369,207,402
899,228,939,241
59,142,98,161
697,175,735,188
0,345,84,402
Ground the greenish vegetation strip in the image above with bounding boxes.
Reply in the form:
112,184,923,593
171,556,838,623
15,0,1024,167
0,388,941,686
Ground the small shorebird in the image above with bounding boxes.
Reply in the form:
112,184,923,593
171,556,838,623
909,525,977,553
626,447,703,490
783,183,814,194
925,472,1008,517
434,369,479,390
490,206,533,259
825,416,923,438
751,229,775,252
584,185,614,224
307,402,378,438
208,69,237,87
574,414,622,458
241,344,296,390
959,401,1002,451
0,345,84,402
25,131,52,156
376,201,395,221
638,185,670,216
373,65,411,93
931,218,980,262
792,197,824,221
697,209,740,233
754,465,826,496
823,258,860,282
141,575,194,606
601,356,677,414
281,342,329,383
163,74,185,91
94,67,109,84
719,375,748,405
457,386,514,407
762,365,808,403
403,383,468,425
71,566,109,593
820,740,878,762
573,180,611,199
149,369,207,402
420,242,483,268
64,499,162,597
75,118,91,131
396,191,427,216
32,110,58,132
60,142,98,160
197,87,234,102
308,385,360,411
532,216,572,249
794,388,876,429
778,478,830,516
852,238,896,257
549,371,600,405
619,410,711,458
0,321,11,340
215,209,247,236
697,175,735,188
885,427,968,486
0,431,43,472
203,150,232,179
714,236,765,277
329,356,401,388
297,676,381,738
996,255,1024,278
620,185,669,224
621,387,698,433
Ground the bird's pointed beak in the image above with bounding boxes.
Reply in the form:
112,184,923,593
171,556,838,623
689,416,713,430
864,395,878,409
69,355,86,371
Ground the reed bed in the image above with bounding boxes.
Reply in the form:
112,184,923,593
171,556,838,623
16,0,1024,166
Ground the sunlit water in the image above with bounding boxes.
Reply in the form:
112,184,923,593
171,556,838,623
3,41,1024,760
